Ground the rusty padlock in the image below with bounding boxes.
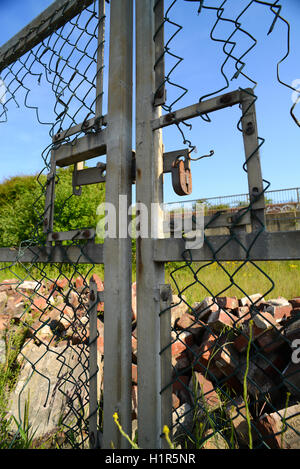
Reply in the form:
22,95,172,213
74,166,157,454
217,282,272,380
171,157,192,196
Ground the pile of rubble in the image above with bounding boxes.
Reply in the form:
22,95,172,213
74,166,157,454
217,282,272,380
0,276,300,448
170,293,300,448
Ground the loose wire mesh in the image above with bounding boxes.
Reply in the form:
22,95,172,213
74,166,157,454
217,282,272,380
158,0,300,449
0,0,106,449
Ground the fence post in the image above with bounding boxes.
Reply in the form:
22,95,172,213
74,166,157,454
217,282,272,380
160,284,173,448
102,0,133,449
135,0,166,449
88,277,99,449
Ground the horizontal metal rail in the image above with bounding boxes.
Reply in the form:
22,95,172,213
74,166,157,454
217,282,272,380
154,231,300,262
0,0,95,72
151,89,242,130
54,128,107,167
0,243,103,264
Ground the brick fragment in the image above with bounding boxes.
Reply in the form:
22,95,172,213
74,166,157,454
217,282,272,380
256,328,285,353
189,372,221,413
264,304,293,322
289,297,300,308
75,276,84,290
240,293,265,308
214,343,239,377
216,296,238,310
235,306,251,322
226,397,255,447
252,311,279,331
234,314,279,353
193,297,219,321
131,282,136,321
171,331,194,357
175,312,204,339
132,363,137,384
31,296,47,313
172,374,191,405
208,309,237,333
172,393,181,410
172,349,190,370
257,404,300,449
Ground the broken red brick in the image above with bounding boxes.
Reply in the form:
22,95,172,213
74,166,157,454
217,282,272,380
189,372,221,411
208,309,237,333
240,293,265,308
256,414,282,449
132,363,137,384
192,331,219,368
31,296,47,313
236,306,251,323
131,282,136,321
256,328,285,354
265,304,293,323
214,343,239,378
171,331,194,357
91,274,104,292
216,296,239,310
172,374,190,394
193,297,219,321
75,276,84,290
289,298,300,308
172,393,181,410
175,312,204,338
172,374,191,405
131,334,138,357
172,349,190,370
56,278,68,290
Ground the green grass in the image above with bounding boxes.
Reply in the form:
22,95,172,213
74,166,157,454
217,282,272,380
1,260,299,303
165,260,300,305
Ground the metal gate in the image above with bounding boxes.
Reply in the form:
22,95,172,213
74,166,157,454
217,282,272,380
0,0,299,450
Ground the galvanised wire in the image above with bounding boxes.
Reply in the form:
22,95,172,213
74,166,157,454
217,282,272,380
158,0,300,449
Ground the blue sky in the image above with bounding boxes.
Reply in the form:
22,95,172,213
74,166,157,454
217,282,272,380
0,0,299,205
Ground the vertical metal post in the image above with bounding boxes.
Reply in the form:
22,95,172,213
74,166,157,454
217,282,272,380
136,0,165,449
89,278,99,449
240,90,266,231
44,151,56,244
103,0,133,449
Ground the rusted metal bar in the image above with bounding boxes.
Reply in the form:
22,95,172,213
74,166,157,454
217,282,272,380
151,90,241,130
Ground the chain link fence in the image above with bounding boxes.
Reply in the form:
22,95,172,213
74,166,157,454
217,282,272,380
0,0,106,449
158,0,300,450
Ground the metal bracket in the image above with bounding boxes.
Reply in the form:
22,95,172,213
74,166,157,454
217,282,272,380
47,228,96,243
72,162,106,195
